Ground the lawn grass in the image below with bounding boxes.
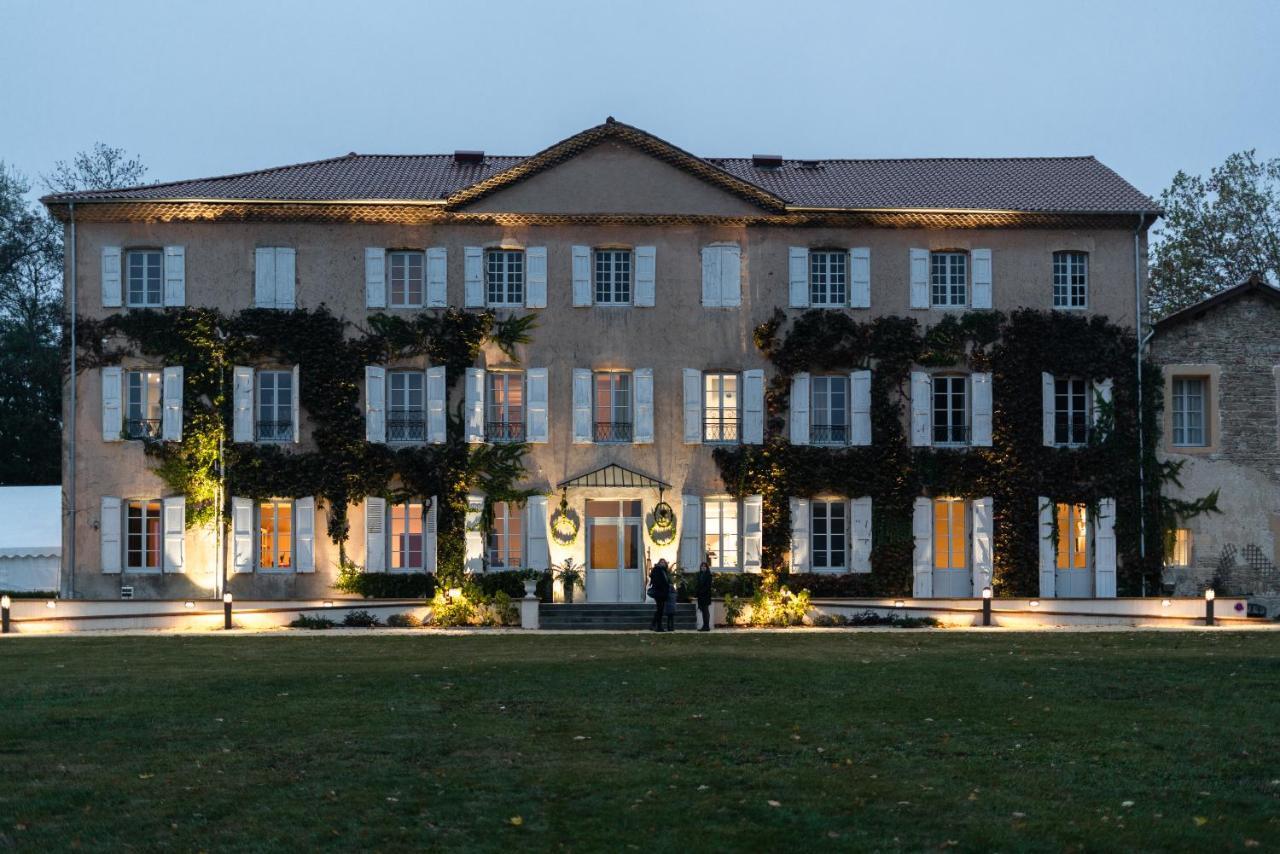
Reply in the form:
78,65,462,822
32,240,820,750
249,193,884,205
1,631,1278,852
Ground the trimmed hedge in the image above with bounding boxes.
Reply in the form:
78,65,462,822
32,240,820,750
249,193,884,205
676,571,879,601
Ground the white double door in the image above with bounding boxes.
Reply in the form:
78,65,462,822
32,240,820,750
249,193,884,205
586,498,644,603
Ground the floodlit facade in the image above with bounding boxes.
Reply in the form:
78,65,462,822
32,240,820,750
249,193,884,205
44,119,1160,602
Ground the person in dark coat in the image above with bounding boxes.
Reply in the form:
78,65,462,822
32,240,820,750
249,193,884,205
695,560,713,632
649,559,670,631
663,570,678,632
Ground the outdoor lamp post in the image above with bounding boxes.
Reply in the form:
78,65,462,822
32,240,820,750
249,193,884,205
1204,588,1215,626
981,586,993,626
1,594,10,634
223,592,233,630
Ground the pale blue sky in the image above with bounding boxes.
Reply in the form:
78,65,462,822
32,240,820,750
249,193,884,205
2,0,1277,202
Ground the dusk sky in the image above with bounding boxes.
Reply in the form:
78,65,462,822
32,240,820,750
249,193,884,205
3,0,1277,207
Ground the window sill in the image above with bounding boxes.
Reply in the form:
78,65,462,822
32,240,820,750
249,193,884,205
386,304,426,311
387,568,425,574
257,569,295,574
122,568,163,575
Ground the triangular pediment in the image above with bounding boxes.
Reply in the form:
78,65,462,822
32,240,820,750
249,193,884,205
557,463,670,490
449,119,786,217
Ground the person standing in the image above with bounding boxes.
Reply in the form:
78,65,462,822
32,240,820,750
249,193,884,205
649,559,670,632
695,561,713,632
664,568,678,632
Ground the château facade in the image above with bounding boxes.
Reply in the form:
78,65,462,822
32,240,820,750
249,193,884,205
44,119,1161,602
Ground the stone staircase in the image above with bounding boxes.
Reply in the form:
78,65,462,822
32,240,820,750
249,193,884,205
539,602,699,631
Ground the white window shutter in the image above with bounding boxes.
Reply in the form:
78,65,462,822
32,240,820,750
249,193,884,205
161,366,183,441
254,248,275,308
571,246,592,306
526,368,549,443
1038,497,1056,598
162,495,185,573
463,246,484,307
426,247,448,308
464,368,485,443
295,497,315,572
633,368,654,443
231,497,254,573
275,248,296,309
426,366,447,444
971,248,993,309
464,494,485,573
850,369,872,446
364,497,386,573
232,366,253,442
789,497,810,572
679,495,702,570
910,371,932,447
788,247,809,308
720,244,742,307
743,494,763,573
100,496,121,574
849,247,871,308
1092,378,1113,430
1042,372,1056,446
850,496,872,572
163,246,185,306
101,366,123,442
291,364,301,443
526,247,548,308
912,497,933,597
365,248,386,309
423,496,438,573
365,365,386,443
1095,498,1117,597
101,247,122,307
971,497,993,595
572,368,592,444
701,246,722,308
526,496,550,570
909,248,930,309
971,372,993,446
634,246,656,307
683,368,702,444
790,372,810,445
743,369,765,445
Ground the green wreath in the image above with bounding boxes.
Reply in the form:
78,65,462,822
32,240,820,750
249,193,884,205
647,500,678,546
549,497,581,547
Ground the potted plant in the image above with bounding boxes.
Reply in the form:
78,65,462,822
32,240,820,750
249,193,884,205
553,558,584,603
518,568,541,599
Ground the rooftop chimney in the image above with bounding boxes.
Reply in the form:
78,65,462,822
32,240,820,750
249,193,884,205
454,150,485,164
752,154,783,168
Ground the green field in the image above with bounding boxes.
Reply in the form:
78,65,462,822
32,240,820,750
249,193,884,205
2,632,1278,851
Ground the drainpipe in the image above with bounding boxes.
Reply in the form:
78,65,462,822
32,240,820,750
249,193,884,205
66,202,77,599
1134,213,1148,591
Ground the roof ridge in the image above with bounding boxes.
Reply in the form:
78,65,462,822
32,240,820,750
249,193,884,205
708,155,1100,163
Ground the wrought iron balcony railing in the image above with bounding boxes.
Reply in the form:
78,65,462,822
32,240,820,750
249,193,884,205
594,421,633,443
810,423,848,445
388,410,427,442
126,419,162,440
703,417,739,443
256,420,293,442
932,424,971,446
486,420,526,442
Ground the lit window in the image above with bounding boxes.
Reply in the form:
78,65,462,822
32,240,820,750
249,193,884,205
703,373,739,443
487,501,523,570
593,372,632,443
933,498,968,570
811,376,849,445
1055,503,1090,569
811,500,847,570
932,375,969,446
486,372,526,442
485,249,524,307
704,499,740,570
1172,378,1207,446
125,499,162,571
388,371,425,442
1166,528,1192,568
1054,378,1090,446
388,251,424,308
1053,251,1088,309
126,249,163,307
930,252,967,307
809,250,847,307
258,500,293,570
256,370,293,442
594,250,632,305
126,370,163,439
389,501,425,571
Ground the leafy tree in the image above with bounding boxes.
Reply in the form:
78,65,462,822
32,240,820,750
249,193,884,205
1149,150,1280,318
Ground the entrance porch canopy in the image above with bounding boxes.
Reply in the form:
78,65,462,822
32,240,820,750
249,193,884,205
557,463,670,491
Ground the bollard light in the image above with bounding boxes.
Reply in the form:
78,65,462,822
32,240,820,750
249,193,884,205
981,586,993,627
1029,600,1040,608
183,601,195,609
1161,599,1171,607
1204,588,1215,601
1,594,10,634
45,600,56,609
893,600,905,609
223,591,233,630
1204,588,1216,626
322,600,333,608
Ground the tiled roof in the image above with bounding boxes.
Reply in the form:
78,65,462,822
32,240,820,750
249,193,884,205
42,120,1159,215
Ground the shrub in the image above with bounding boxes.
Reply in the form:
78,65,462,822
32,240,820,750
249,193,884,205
341,609,381,628
333,563,436,599
426,586,520,627
385,612,422,628
842,610,938,628
724,583,812,627
289,613,336,630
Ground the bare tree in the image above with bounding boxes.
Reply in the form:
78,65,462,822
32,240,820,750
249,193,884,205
42,141,148,194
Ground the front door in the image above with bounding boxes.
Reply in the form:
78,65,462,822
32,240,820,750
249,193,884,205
1055,503,1094,597
586,499,643,603
932,498,972,597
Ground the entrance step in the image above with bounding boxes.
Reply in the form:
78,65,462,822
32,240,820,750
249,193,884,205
539,603,699,631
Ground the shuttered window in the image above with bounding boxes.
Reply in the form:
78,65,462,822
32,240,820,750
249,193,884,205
486,372,525,442
390,501,426,571
258,500,293,570
125,499,162,571
704,499,740,570
809,250,847,306
388,371,425,442
487,501,523,569
593,372,632,442
703,372,739,443
811,376,849,445
126,250,164,307
594,250,632,304
932,375,969,446
1052,251,1088,309
811,500,847,570
1054,378,1090,446
256,371,293,442
930,252,967,307
486,249,524,306
388,251,425,308
126,371,163,439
